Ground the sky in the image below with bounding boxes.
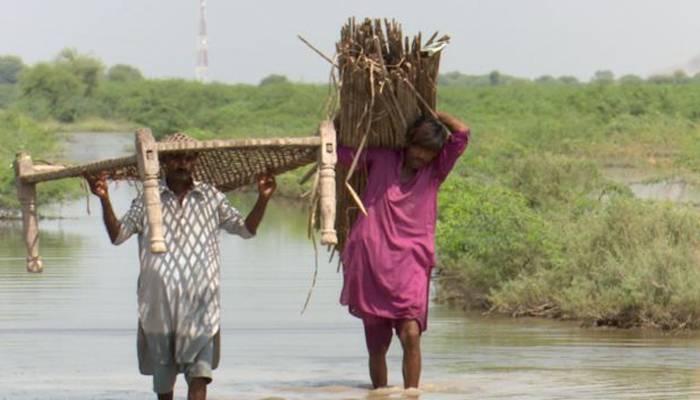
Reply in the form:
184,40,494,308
1,0,700,84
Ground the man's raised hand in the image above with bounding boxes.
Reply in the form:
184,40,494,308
85,172,109,199
257,173,276,200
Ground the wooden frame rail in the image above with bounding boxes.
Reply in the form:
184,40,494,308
13,123,337,272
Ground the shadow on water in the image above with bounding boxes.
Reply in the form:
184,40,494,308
2,133,700,399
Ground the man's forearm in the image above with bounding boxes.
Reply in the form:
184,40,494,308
244,196,270,235
436,111,468,133
100,197,121,244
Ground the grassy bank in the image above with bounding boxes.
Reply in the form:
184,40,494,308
436,165,700,329
432,83,700,329
0,110,81,210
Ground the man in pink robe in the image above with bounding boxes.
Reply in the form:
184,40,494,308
338,111,469,391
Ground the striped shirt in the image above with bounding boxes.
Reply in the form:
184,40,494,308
116,180,252,370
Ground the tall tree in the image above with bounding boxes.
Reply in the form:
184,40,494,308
19,63,85,122
592,70,615,84
54,48,104,96
618,74,643,84
672,69,690,84
535,75,556,84
259,74,289,86
0,55,24,84
489,70,502,86
557,75,579,85
106,64,144,82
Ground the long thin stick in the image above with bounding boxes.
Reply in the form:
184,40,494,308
298,35,338,68
302,187,321,314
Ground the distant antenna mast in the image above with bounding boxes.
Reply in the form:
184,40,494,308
196,0,209,82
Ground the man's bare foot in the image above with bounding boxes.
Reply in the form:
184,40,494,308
368,386,402,397
403,387,422,398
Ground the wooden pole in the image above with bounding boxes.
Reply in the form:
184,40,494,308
17,137,322,185
135,129,167,253
14,153,43,273
319,120,338,245
155,136,321,153
19,155,136,184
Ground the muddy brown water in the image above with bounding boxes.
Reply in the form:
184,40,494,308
1,133,700,399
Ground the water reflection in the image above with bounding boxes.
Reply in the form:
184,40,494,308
0,220,82,260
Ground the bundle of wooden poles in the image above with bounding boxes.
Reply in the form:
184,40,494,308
332,18,450,252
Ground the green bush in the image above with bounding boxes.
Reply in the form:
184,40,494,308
0,110,79,208
508,153,602,209
90,80,326,138
490,198,700,329
436,177,557,307
0,83,17,108
106,64,143,83
0,55,24,84
7,57,700,329
18,63,85,122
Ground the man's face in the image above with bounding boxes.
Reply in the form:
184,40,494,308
162,153,197,183
404,125,440,171
405,145,439,171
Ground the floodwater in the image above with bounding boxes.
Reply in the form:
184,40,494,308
2,133,700,399
604,166,700,205
628,180,700,205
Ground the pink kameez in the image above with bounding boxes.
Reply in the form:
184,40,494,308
338,130,469,331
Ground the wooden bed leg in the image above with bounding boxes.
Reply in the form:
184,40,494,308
14,153,43,273
319,120,338,245
135,129,167,253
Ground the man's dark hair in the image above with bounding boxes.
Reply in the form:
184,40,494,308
160,152,198,163
406,116,447,151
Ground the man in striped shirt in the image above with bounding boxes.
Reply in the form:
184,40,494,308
87,151,276,400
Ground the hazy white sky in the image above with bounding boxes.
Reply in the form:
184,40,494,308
2,0,699,83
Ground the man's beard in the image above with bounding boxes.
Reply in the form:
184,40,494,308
407,158,425,171
167,169,192,184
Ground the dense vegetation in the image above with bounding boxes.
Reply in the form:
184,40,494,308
0,110,78,209
3,50,700,328
435,83,700,329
